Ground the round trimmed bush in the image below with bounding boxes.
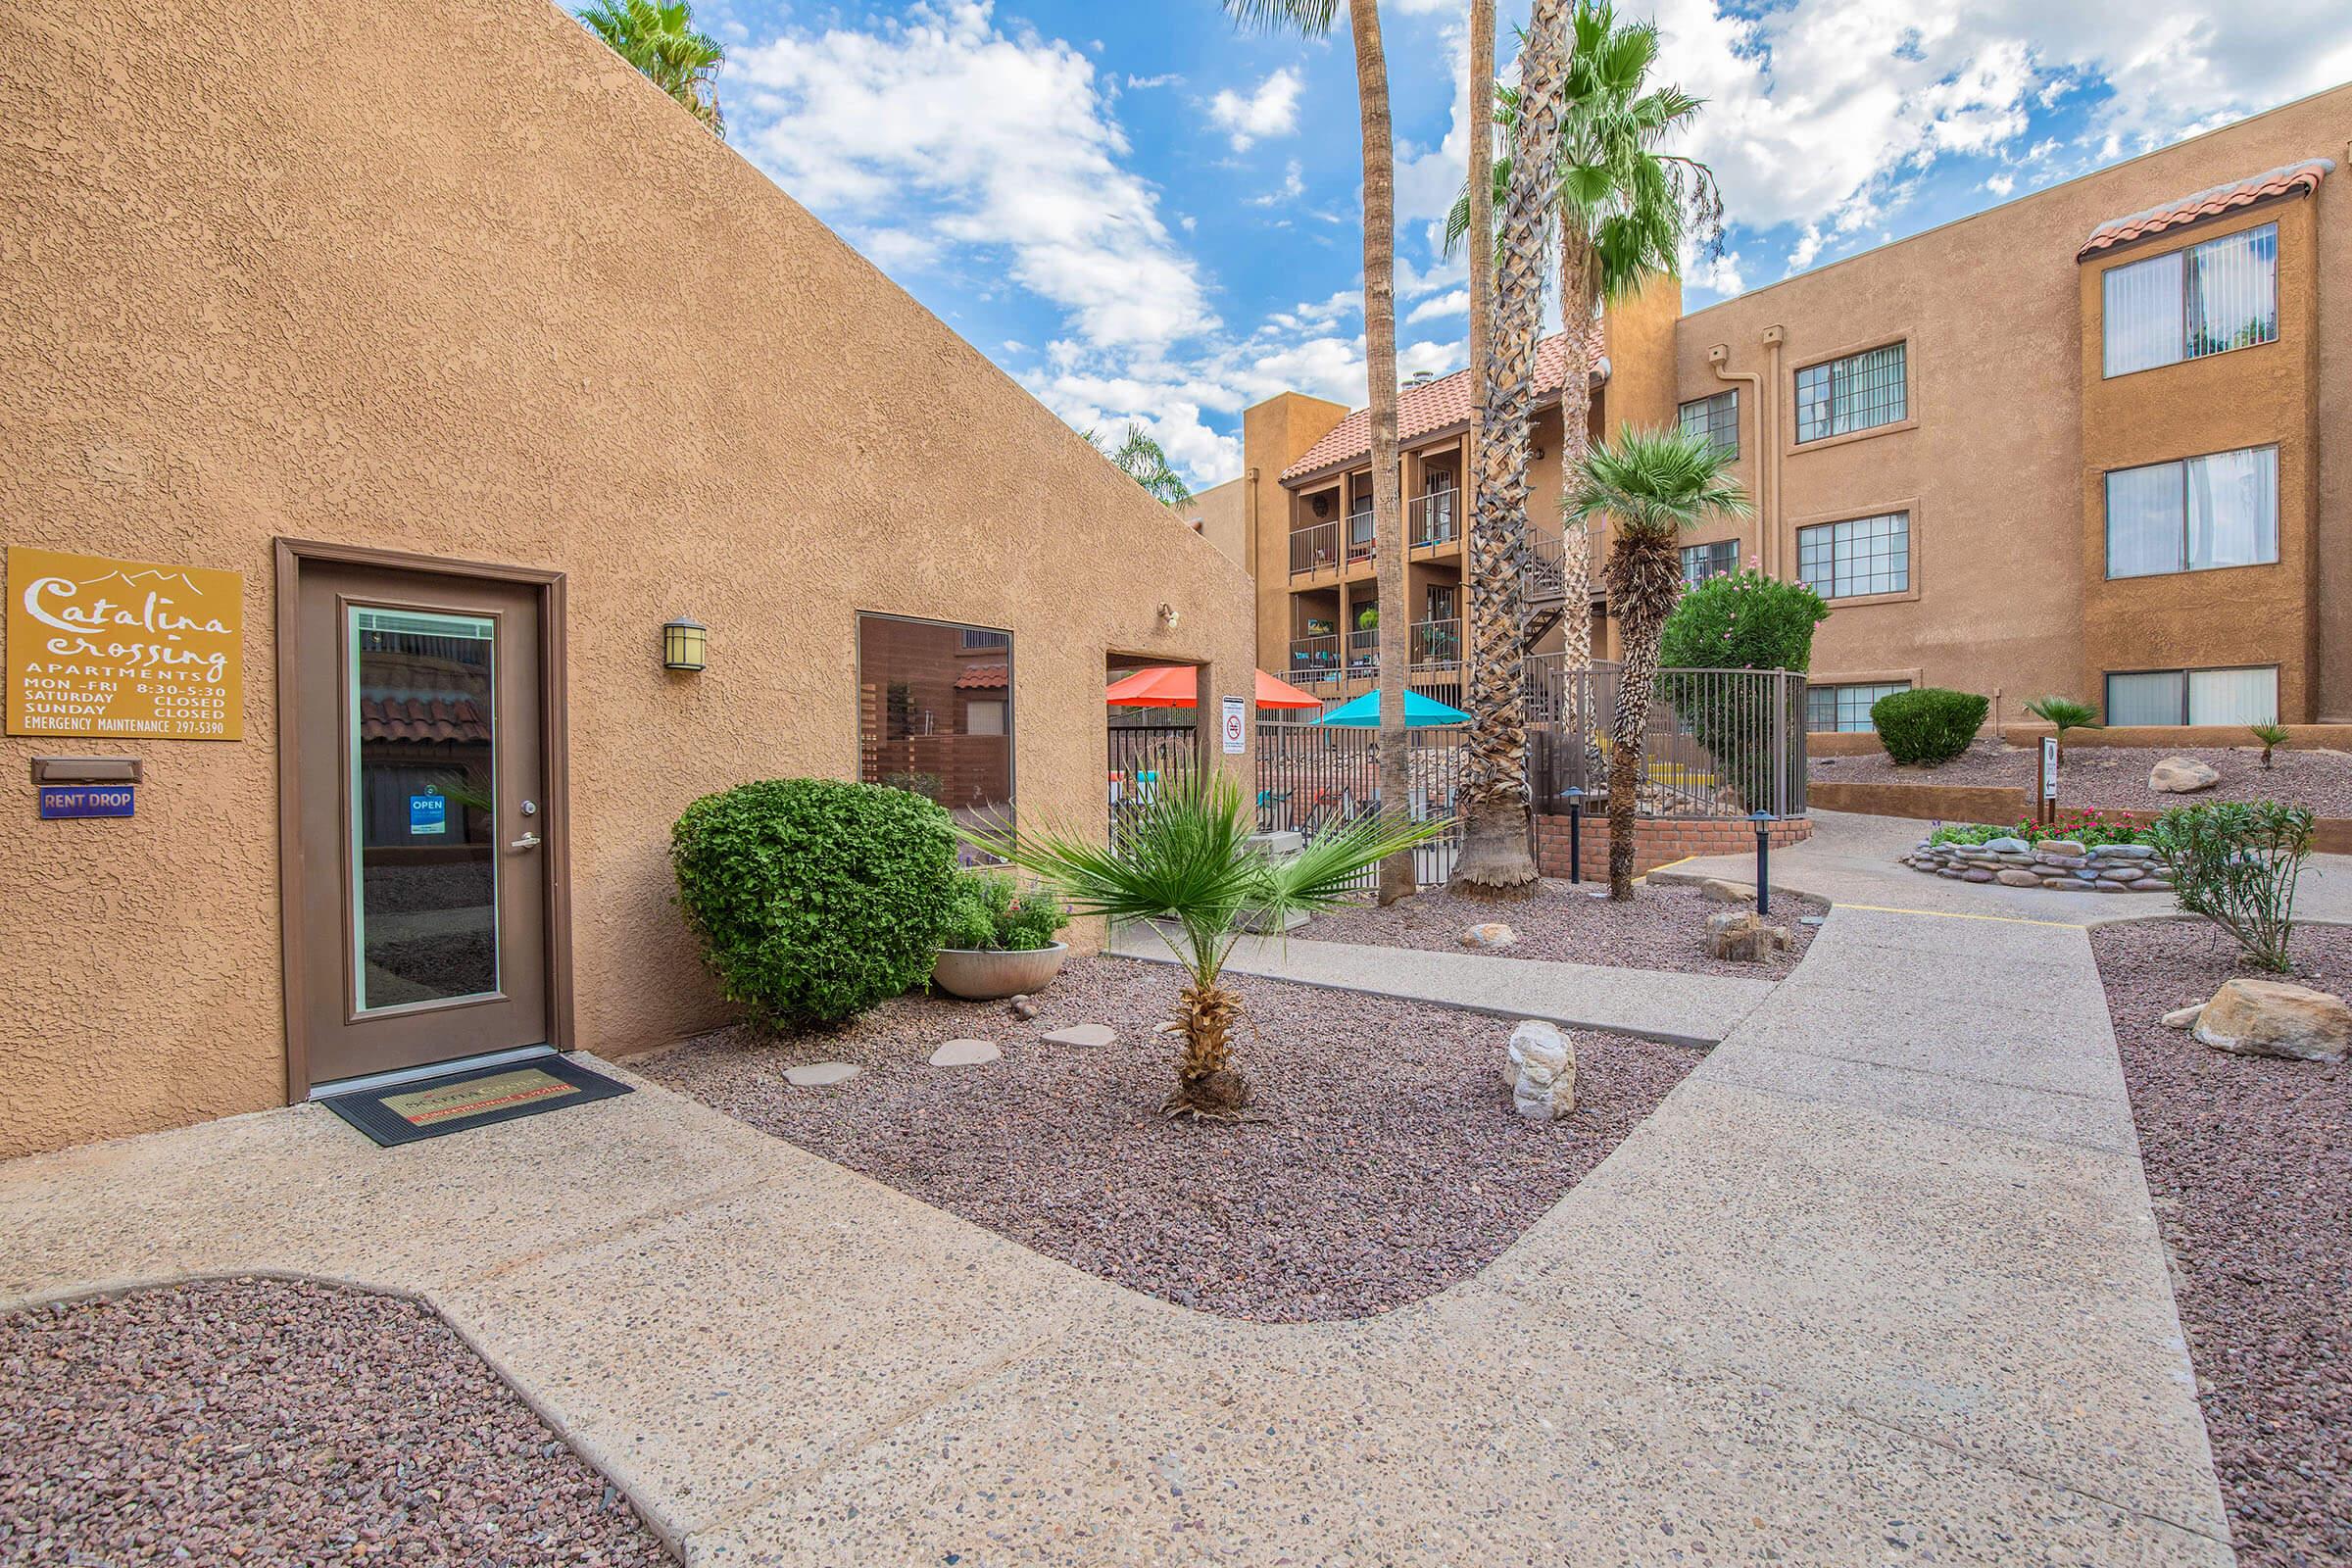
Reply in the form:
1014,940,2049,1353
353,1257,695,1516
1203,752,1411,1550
1871,687,1989,766
671,778,956,1029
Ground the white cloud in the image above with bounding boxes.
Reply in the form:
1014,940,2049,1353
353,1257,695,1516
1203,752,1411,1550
1983,172,2016,196
1405,288,1468,323
729,1,1211,353
1207,67,1303,151
1247,159,1308,207
1126,73,1181,89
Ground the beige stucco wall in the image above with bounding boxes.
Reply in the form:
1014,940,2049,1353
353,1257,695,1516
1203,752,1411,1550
1677,83,2349,716
0,0,1254,1158
1184,477,1249,571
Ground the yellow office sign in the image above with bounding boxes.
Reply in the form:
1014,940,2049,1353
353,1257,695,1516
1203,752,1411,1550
7,546,244,740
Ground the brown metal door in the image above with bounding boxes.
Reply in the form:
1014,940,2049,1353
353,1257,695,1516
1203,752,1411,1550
291,563,549,1088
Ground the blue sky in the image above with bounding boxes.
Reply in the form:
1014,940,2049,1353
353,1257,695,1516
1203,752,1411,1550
689,0,2345,486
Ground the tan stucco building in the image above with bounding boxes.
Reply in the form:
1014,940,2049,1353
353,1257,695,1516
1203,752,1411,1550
1235,84,2351,731
0,0,1253,1157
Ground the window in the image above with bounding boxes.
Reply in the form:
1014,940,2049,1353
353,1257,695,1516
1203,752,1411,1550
2105,445,2278,578
1797,512,1910,599
1807,681,1910,733
2105,666,2278,727
2102,222,2278,378
1795,343,1906,443
1679,390,1739,459
858,614,1013,841
1681,539,1740,585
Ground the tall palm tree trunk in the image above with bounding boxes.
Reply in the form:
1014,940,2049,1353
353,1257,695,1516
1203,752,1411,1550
1345,0,1413,906
1454,0,1569,893
1600,535,1682,897
1555,288,1604,782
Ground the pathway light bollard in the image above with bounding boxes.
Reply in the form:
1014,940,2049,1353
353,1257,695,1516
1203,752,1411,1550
1566,788,1585,884
1751,810,1772,915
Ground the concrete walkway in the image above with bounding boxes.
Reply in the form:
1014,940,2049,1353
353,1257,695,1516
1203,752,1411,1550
0,900,2230,1564
1112,924,1776,1045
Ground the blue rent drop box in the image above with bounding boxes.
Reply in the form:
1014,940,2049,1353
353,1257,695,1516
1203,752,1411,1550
410,793,448,836
40,785,135,819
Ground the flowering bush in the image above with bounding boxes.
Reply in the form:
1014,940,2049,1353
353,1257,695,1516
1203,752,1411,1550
1926,808,2147,849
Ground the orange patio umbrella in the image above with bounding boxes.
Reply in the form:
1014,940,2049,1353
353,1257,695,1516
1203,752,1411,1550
1102,665,1321,710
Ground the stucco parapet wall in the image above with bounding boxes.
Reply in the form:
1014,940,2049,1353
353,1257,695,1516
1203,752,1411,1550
1903,838,2173,893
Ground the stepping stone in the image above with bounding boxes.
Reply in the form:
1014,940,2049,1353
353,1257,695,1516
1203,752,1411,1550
782,1061,859,1088
929,1039,1001,1067
1040,1023,1116,1048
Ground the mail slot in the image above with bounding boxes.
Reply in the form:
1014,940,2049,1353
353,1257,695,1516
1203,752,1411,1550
29,757,142,785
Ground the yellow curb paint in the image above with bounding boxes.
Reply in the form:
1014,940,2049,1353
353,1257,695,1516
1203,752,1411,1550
1833,901,2085,930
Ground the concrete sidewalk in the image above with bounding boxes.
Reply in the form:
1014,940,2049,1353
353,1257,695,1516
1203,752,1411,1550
1111,924,1776,1045
0,902,2230,1565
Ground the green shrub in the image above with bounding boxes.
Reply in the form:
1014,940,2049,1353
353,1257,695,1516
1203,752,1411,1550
939,869,1069,953
1926,808,2147,849
671,778,956,1029
1656,569,1829,811
2144,801,2314,972
1871,687,1989,766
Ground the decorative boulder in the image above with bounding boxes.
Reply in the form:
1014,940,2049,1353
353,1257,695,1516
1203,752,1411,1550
1699,878,1753,904
2191,978,2351,1063
1704,907,1790,962
1504,1020,1577,1120
1982,836,2032,855
2160,1004,2203,1030
1460,922,1518,951
2149,757,2221,794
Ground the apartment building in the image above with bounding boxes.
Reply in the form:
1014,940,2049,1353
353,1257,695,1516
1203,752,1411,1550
1228,81,2350,729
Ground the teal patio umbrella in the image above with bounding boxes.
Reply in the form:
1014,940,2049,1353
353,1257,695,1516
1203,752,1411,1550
1311,689,1470,727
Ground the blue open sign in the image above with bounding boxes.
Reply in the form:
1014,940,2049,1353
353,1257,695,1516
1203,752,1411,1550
40,785,135,819
410,793,448,836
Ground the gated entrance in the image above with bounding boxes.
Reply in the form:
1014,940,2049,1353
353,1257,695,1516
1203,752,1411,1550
1255,720,1463,889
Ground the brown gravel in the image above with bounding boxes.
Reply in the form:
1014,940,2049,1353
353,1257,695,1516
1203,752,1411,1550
0,1276,670,1566
643,956,1695,1322
1295,879,1825,978
2089,918,2352,1568
1814,740,2352,817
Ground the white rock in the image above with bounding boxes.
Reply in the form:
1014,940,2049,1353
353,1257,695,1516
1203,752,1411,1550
2160,1004,2203,1030
1504,1020,1577,1120
1460,921,1518,950
783,1061,859,1088
2148,757,2221,794
928,1039,1001,1067
1040,1022,1117,1048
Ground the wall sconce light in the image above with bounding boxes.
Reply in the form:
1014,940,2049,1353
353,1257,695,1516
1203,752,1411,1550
1157,602,1181,630
1312,494,1332,518
662,616,708,671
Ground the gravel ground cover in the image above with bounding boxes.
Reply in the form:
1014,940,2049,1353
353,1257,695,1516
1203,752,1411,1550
2089,918,2352,1568
1295,879,1825,977
644,956,1695,1322
0,1276,669,1566
1814,740,2352,816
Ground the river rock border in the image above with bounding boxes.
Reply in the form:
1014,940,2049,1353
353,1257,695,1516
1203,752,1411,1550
1902,836,2174,893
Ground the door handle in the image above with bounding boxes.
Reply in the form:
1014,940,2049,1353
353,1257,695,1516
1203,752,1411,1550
510,832,543,851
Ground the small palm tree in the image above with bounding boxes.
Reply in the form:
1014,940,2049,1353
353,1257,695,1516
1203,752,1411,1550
2024,696,2101,760
1085,423,1192,507
963,769,1441,1118
1565,425,1750,899
578,0,726,138
2249,722,2289,769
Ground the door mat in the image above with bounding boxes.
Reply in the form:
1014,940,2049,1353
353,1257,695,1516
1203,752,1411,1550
321,1056,632,1147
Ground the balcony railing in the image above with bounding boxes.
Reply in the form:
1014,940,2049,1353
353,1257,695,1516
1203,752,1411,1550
1346,513,1375,564
1408,491,1459,550
1347,626,1379,672
1289,520,1340,576
1288,633,1342,683
1411,616,1462,668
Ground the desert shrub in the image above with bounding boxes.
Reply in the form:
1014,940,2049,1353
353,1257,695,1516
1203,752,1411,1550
1870,687,1989,766
1656,570,1829,811
938,869,1069,953
2144,801,2314,972
671,778,956,1029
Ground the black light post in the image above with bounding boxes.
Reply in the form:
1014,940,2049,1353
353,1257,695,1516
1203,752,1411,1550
1751,810,1772,914
1566,787,1585,884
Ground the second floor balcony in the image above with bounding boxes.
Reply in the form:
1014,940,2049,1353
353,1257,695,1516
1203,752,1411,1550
1290,492,1464,577
1288,617,1465,684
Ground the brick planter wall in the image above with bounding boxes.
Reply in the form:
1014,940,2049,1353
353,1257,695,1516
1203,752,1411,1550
1534,813,1812,880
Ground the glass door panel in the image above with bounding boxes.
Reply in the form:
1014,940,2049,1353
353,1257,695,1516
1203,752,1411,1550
348,607,499,1012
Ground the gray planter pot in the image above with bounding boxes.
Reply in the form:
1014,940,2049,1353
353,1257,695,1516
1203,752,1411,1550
931,942,1068,1001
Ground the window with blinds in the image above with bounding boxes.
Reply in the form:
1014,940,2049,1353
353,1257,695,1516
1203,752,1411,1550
1806,682,1910,733
1794,343,1906,443
1797,513,1910,599
2101,222,2278,377
2104,445,2278,578
1678,390,1739,459
2104,666,2278,726
1681,539,1740,585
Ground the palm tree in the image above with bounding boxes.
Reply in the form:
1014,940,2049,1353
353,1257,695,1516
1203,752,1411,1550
1225,1,1413,906
1452,0,1571,893
1564,425,1749,898
578,0,726,138
1448,4,1723,814
1086,423,1192,507
963,770,1442,1118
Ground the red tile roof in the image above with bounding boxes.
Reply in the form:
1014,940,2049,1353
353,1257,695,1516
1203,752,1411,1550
953,662,1008,691
2078,158,2332,259
1280,331,1594,483
361,696,491,745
